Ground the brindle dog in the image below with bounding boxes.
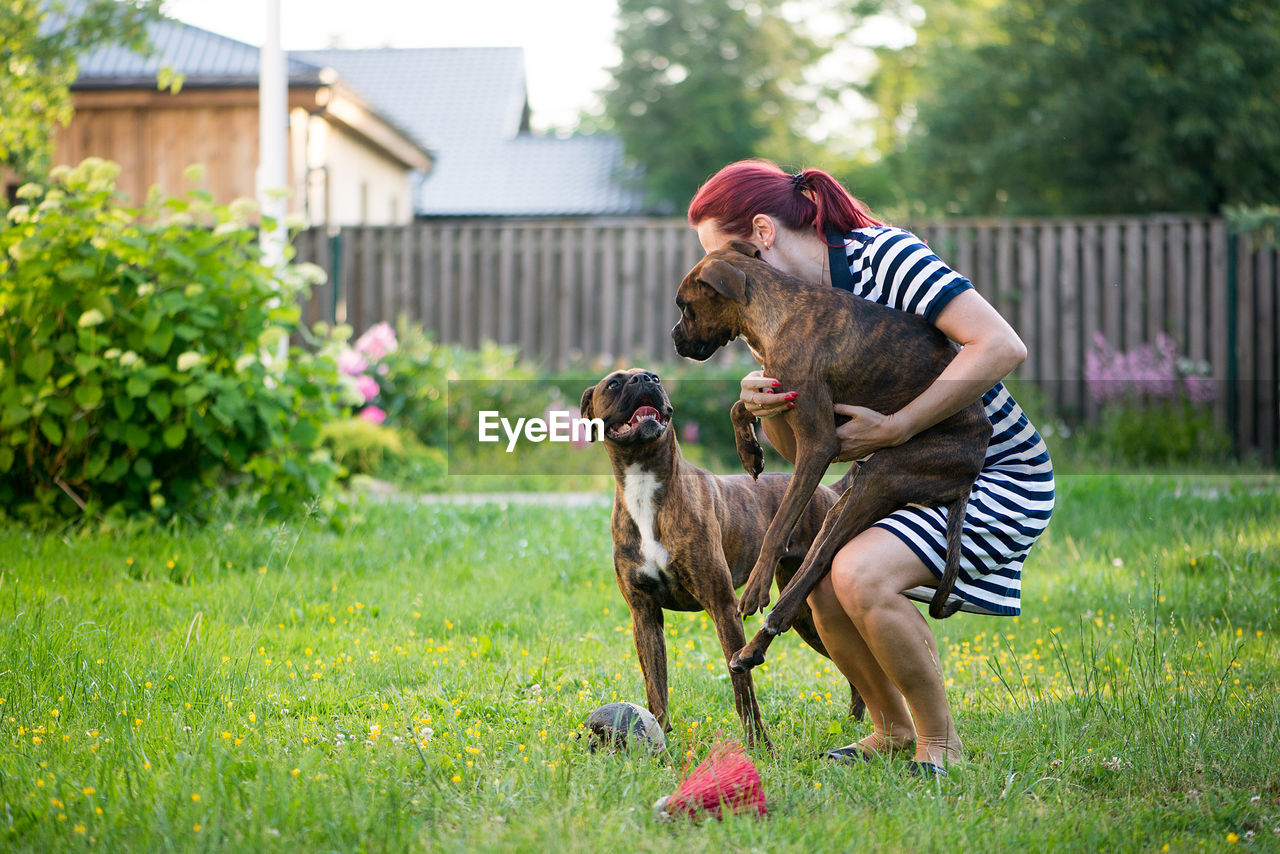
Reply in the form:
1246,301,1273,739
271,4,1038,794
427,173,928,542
671,240,992,675
581,368,862,749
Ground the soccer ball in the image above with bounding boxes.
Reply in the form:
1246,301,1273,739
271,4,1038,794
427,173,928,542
582,702,666,754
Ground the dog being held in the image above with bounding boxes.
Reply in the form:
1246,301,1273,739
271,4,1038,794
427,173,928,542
580,368,862,749
671,240,993,675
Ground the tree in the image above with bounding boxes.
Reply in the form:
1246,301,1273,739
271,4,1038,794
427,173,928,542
875,0,1280,215
600,0,829,212
1,0,164,185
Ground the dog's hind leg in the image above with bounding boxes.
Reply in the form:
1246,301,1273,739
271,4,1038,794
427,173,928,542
731,464,907,673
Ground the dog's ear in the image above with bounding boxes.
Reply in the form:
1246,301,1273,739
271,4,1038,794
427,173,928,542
726,239,761,259
579,387,596,421
699,258,748,304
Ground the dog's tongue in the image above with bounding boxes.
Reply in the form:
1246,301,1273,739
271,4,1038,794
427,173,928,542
630,406,660,424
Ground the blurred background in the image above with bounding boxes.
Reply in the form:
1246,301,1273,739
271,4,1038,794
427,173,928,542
2,0,1278,517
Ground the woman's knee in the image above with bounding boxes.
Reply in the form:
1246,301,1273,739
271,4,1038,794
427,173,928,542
829,543,897,621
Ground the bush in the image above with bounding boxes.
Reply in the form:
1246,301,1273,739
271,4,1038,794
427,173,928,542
0,159,345,522
326,318,550,484
318,417,405,477
1073,332,1232,468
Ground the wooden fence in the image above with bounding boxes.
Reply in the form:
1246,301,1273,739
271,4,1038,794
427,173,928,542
293,216,1279,461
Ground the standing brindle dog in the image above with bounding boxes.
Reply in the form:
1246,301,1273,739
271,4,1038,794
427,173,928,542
671,240,992,675
580,368,862,749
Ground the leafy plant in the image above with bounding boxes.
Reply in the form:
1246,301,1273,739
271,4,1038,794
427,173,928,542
1,0,165,183
1079,332,1231,466
320,318,550,485
0,158,344,522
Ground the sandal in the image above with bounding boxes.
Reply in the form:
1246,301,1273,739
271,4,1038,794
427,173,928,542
822,744,876,764
904,760,949,777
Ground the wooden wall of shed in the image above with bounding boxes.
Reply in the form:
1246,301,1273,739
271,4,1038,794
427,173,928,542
53,99,263,207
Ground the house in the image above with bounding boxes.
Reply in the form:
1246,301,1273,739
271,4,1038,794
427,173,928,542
293,47,652,218
57,15,431,225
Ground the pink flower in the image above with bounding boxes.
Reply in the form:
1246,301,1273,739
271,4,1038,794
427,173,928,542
1085,332,1214,405
355,322,398,361
358,406,386,425
355,374,380,403
681,421,700,444
337,348,368,376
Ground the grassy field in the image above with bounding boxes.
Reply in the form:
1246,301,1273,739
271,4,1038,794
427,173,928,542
1,473,1278,852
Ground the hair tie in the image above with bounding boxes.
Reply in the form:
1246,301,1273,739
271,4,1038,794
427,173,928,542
789,171,806,190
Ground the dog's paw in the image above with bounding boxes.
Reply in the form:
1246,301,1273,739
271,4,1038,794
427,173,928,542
736,438,764,479
729,637,769,673
730,401,765,479
737,576,772,617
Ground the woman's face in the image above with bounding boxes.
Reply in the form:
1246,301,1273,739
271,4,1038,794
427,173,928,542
695,219,758,255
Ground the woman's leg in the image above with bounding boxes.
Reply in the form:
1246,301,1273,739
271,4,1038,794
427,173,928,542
807,526,962,766
808,573,916,755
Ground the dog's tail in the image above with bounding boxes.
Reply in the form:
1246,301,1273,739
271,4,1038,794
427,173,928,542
928,492,970,619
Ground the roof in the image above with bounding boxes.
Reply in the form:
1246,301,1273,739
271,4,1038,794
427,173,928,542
63,10,429,170
295,47,650,217
69,9,325,88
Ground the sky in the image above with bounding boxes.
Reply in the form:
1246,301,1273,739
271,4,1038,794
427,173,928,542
163,0,621,131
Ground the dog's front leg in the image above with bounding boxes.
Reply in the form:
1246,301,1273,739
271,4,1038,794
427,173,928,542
626,593,670,731
700,571,772,751
738,427,839,617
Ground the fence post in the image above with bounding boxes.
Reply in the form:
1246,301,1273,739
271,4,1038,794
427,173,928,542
1226,226,1239,454
329,230,341,326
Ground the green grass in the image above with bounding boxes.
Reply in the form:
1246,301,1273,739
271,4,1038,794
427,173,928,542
2,474,1279,851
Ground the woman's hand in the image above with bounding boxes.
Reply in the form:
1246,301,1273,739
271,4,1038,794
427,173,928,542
740,370,795,419
832,403,909,462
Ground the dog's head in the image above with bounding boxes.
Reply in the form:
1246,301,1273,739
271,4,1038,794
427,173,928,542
579,368,673,446
671,240,758,361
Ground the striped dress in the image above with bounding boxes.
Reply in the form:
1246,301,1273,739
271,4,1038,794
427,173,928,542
838,226,1055,616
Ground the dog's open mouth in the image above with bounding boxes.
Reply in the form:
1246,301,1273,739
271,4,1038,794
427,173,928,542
608,404,667,439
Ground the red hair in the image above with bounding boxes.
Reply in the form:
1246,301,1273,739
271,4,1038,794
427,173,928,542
687,159,882,245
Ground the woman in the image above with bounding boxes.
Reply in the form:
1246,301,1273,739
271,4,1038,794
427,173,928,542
688,159,1054,775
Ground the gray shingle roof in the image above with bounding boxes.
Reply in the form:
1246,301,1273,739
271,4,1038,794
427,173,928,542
296,47,650,217
71,12,324,88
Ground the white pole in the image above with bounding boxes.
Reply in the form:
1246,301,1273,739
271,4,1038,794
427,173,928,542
259,0,288,360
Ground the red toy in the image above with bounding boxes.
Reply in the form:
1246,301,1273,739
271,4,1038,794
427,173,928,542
654,740,767,820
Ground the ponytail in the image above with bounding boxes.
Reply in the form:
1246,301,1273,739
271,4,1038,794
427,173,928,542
688,159,882,245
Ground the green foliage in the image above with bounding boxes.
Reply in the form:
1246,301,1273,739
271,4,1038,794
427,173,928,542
0,158,344,522
1225,203,1280,248
368,320,542,451
601,0,830,211
318,418,405,478
0,0,164,183
872,0,1280,215
320,318,552,489
1082,399,1234,469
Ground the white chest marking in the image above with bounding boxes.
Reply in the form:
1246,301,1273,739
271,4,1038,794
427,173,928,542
621,464,669,579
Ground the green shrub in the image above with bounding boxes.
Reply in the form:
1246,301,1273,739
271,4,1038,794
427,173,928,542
319,417,405,476
327,317,551,486
1086,399,1233,468
0,158,344,522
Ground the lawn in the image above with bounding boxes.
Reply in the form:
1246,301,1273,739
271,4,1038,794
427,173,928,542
1,473,1278,852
